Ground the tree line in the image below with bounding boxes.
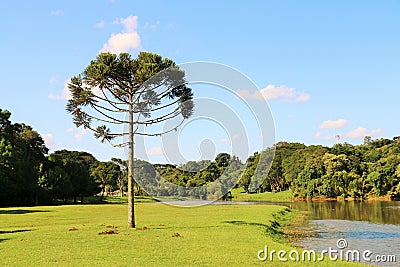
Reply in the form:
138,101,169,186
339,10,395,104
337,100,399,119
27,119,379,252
0,109,126,206
242,139,400,199
1,108,399,206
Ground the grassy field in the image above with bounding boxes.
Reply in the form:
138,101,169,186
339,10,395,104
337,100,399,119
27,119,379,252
84,195,155,204
230,188,293,202
0,203,362,266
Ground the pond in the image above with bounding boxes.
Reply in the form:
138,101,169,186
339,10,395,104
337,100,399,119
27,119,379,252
290,201,400,266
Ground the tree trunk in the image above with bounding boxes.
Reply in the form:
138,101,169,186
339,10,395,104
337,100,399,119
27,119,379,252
127,95,135,228
119,181,124,197
99,188,104,202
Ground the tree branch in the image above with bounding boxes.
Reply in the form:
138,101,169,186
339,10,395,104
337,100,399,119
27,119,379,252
139,107,181,125
107,140,129,148
93,102,128,113
92,93,127,106
85,112,124,125
149,99,180,112
91,104,128,124
106,87,130,105
134,118,185,136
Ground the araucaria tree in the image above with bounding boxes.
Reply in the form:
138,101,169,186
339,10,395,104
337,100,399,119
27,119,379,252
66,52,194,228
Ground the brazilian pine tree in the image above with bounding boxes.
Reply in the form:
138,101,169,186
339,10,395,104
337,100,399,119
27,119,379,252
67,52,194,228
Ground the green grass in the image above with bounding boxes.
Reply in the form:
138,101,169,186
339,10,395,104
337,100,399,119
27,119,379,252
0,203,362,266
231,188,293,202
83,195,156,204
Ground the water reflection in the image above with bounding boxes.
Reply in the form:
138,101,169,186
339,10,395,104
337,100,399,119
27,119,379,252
289,201,400,225
291,201,400,266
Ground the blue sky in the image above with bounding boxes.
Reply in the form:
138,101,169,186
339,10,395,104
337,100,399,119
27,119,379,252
1,0,399,163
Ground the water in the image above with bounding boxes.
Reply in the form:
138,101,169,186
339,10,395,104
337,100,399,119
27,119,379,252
291,201,400,266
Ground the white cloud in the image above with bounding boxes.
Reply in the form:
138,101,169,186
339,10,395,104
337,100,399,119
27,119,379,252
48,76,58,84
313,132,322,138
143,20,160,30
345,127,368,139
369,128,382,136
48,79,72,100
51,10,63,16
221,134,240,143
119,16,139,33
65,127,86,142
345,127,382,139
74,128,86,141
49,79,103,101
313,131,336,141
42,134,55,149
237,85,310,102
147,146,164,156
100,15,141,54
320,119,348,130
95,20,105,29
100,33,141,54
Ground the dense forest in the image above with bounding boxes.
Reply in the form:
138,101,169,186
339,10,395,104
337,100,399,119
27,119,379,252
1,108,399,206
246,140,400,199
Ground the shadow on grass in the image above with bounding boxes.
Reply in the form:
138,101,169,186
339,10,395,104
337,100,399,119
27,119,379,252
0,238,10,243
0,209,50,215
223,220,268,228
0,229,31,234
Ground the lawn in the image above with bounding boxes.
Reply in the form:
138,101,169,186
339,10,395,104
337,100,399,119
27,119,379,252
0,203,362,266
230,188,293,202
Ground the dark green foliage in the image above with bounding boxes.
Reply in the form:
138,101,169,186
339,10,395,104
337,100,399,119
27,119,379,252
43,150,99,203
0,109,48,206
251,140,400,199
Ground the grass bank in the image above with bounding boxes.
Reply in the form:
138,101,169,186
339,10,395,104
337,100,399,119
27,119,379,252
230,188,293,202
0,203,361,266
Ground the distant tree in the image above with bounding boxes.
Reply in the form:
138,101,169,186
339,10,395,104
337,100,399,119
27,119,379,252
45,150,98,203
91,161,120,199
111,158,127,196
133,159,157,196
215,153,231,168
66,52,194,228
239,152,259,192
371,138,392,149
364,136,372,146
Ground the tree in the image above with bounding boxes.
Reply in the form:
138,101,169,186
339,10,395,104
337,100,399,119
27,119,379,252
111,158,128,196
364,136,372,146
91,161,120,199
215,153,231,168
0,109,48,206
44,150,98,203
66,52,194,228
239,152,259,192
